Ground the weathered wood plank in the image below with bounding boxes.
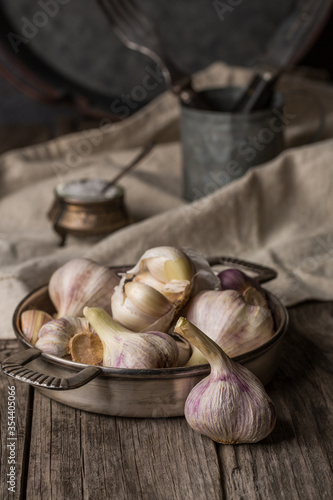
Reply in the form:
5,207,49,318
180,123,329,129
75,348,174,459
0,341,33,500
216,301,333,500
25,392,83,500
2,301,332,500
79,412,223,500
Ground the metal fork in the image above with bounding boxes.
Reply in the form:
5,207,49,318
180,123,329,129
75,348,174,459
96,0,211,109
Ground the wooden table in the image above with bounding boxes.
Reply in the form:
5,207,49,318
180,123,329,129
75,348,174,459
1,301,332,500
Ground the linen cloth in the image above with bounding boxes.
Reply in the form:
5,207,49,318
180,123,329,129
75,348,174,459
1,63,333,338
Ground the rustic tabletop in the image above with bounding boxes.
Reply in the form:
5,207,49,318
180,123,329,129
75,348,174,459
1,300,332,500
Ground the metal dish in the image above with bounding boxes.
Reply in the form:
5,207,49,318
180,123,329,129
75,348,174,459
2,257,288,418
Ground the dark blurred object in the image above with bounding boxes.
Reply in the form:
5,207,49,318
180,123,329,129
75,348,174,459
0,0,332,155
232,0,333,112
298,10,333,79
1,0,331,119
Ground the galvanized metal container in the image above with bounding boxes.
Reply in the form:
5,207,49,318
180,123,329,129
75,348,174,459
181,87,285,201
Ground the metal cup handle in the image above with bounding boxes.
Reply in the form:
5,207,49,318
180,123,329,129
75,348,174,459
1,348,101,390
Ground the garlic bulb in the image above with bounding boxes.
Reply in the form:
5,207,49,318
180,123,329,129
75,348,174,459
35,316,94,357
49,258,120,318
83,306,179,369
121,246,194,310
111,281,175,332
175,317,276,444
21,310,53,345
218,268,267,307
185,288,274,365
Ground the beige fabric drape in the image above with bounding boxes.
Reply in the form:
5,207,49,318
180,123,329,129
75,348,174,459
1,63,333,338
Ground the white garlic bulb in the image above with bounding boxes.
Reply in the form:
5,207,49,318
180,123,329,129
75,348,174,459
35,316,94,357
21,309,53,345
49,258,120,318
185,288,274,365
84,307,179,369
122,246,194,310
175,317,276,444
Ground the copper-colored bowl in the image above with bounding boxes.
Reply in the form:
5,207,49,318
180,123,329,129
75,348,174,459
2,258,288,418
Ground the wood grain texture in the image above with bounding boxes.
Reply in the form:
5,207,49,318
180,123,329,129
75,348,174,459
1,301,332,500
0,341,33,500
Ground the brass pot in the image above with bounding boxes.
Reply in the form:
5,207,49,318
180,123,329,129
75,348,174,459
48,179,129,245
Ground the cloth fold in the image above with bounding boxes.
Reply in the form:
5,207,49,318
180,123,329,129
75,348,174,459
1,62,333,338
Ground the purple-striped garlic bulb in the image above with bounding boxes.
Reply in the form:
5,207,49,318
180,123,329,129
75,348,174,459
83,307,179,369
175,317,276,444
21,310,53,345
184,287,274,365
35,316,94,358
49,258,120,318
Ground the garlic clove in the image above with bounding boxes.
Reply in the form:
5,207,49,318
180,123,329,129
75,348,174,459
111,281,175,332
128,246,194,283
35,316,94,358
175,317,276,444
185,289,274,361
83,306,179,369
20,309,53,345
49,258,120,318
68,332,103,365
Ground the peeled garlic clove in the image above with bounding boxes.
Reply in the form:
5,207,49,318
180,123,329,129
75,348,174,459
68,332,103,365
111,281,175,332
20,310,53,345
35,316,93,357
175,317,276,444
49,258,120,318
83,306,179,369
185,289,274,361
218,268,268,307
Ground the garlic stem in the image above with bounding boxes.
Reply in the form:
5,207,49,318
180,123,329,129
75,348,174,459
175,317,233,376
84,306,128,337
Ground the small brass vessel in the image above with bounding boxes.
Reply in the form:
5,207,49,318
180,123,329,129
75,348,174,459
48,179,129,245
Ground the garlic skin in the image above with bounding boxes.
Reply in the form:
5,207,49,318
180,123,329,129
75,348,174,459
182,247,221,295
35,316,94,357
218,268,267,307
111,281,175,332
49,258,120,318
83,306,179,369
185,288,274,365
21,310,53,345
175,317,276,444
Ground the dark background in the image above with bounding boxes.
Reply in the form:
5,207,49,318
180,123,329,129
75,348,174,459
0,0,332,153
